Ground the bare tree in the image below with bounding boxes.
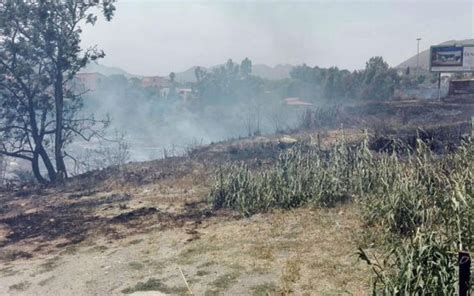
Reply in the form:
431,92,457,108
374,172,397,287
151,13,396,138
0,154,7,186
268,103,287,133
67,132,130,175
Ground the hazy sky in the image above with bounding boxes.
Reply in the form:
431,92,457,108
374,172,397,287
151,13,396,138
82,0,474,76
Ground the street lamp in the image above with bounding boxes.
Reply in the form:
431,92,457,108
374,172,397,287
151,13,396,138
416,38,422,76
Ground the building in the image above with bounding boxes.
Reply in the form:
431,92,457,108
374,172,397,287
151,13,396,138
178,88,193,102
283,97,313,106
160,87,170,98
75,73,106,91
141,76,172,90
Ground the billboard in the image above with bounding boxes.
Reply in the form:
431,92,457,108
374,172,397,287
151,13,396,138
430,45,474,72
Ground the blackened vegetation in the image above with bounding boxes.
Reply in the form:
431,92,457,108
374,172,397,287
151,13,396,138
301,100,473,154
68,193,131,210
1,208,100,246
0,193,132,247
0,192,225,261
69,156,189,188
111,207,158,223
370,122,472,154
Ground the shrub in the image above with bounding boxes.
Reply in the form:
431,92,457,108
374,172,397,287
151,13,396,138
210,138,373,215
209,136,473,293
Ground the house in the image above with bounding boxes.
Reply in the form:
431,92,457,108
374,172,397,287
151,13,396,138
160,87,170,98
75,73,106,91
141,76,172,90
283,97,313,106
178,88,193,101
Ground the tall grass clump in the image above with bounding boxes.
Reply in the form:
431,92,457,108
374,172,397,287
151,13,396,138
360,139,473,295
209,136,473,294
210,138,367,216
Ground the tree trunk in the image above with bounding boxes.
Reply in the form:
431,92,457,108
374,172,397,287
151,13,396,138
31,150,46,184
26,96,57,183
54,56,67,181
37,145,57,183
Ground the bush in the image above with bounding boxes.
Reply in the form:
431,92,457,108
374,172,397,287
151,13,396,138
209,136,473,293
359,232,458,295
210,138,370,215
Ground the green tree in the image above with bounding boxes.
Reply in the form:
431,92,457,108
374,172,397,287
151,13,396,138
169,72,176,83
194,66,206,82
240,57,252,77
360,57,400,100
0,0,115,182
194,58,262,104
417,75,426,84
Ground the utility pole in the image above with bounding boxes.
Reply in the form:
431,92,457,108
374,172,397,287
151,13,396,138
416,38,421,77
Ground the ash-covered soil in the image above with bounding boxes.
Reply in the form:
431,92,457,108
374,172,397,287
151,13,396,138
0,100,472,295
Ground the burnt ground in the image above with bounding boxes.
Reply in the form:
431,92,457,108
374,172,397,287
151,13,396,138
0,132,297,262
0,99,472,259
0,99,472,295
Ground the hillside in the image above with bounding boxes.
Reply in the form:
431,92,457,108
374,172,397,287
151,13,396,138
80,62,140,78
82,39,474,81
0,99,472,295
80,62,294,83
0,129,371,295
252,64,293,80
170,64,294,82
396,38,474,70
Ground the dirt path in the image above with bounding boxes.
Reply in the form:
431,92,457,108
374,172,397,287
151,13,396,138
0,205,369,295
0,132,376,295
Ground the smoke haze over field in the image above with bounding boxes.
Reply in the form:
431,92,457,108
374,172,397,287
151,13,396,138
82,0,473,76
77,1,474,164
82,71,302,162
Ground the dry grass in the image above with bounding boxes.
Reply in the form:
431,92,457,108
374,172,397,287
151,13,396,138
210,136,473,294
172,205,370,295
6,105,469,294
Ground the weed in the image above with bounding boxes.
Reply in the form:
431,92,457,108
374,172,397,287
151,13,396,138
209,136,473,293
198,261,217,269
251,282,278,296
196,270,210,277
38,276,55,286
9,281,30,291
0,266,18,277
128,261,144,270
121,277,188,294
280,256,302,294
87,245,108,253
204,290,220,296
211,271,240,290
35,257,59,275
127,239,143,245
250,245,275,261
178,241,219,265
59,245,78,255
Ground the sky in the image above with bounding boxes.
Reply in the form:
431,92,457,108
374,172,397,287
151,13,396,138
81,0,474,76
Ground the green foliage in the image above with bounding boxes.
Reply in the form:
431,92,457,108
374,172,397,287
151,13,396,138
358,232,458,295
121,278,188,294
194,58,264,104
359,139,473,294
360,57,400,100
209,137,473,293
210,138,368,215
417,75,426,84
299,105,342,130
0,1,115,182
289,57,400,101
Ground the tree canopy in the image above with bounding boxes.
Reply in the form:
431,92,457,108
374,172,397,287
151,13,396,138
289,56,401,101
0,0,115,182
